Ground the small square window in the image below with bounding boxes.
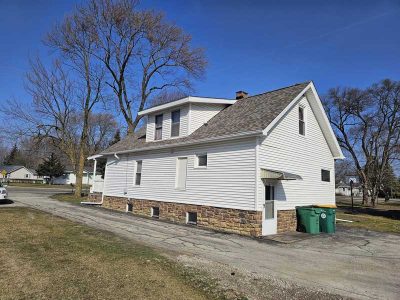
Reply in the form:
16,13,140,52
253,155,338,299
151,207,160,218
196,154,207,168
321,169,330,182
127,203,133,212
187,212,197,225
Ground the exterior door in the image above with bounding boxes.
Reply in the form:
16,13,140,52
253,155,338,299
262,184,277,235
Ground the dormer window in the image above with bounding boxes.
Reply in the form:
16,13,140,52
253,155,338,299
171,109,180,137
299,106,305,136
155,114,163,140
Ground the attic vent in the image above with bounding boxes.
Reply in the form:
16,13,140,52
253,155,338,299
236,91,248,100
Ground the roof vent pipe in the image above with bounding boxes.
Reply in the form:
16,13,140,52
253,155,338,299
236,91,248,100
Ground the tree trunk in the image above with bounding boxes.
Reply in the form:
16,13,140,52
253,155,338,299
362,186,368,205
74,146,85,197
370,187,377,207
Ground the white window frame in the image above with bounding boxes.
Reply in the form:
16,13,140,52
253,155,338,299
175,157,188,190
135,160,142,186
194,153,207,168
321,169,331,182
154,114,163,140
126,202,133,213
298,105,306,136
170,109,180,137
151,206,160,218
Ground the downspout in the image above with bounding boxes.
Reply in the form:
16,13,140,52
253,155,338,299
81,155,114,206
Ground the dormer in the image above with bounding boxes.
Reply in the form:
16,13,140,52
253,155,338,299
138,97,235,142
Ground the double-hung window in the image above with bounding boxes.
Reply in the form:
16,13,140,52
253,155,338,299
155,114,163,140
299,106,305,136
135,160,142,186
171,110,180,137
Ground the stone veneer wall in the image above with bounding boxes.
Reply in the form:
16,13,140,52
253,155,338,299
102,195,262,237
277,210,297,233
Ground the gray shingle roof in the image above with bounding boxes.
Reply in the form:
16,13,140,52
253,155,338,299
0,165,25,173
101,82,310,154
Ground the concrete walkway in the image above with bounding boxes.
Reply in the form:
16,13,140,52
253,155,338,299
6,187,400,299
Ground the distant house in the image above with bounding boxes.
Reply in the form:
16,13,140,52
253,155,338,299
53,166,102,186
0,165,41,181
335,175,363,197
88,81,344,236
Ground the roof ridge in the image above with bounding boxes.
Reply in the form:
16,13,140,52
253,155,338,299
245,81,311,100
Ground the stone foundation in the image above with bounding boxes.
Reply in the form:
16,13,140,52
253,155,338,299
102,196,262,237
277,210,297,233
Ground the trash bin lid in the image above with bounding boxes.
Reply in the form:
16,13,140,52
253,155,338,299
313,204,337,208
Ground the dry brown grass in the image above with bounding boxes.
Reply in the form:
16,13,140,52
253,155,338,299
0,208,221,300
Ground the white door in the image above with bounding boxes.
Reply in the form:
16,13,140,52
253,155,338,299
262,184,277,235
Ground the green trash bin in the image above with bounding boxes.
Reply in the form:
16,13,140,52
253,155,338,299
318,208,336,233
296,206,321,234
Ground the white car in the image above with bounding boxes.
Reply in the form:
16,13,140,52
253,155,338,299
0,186,8,200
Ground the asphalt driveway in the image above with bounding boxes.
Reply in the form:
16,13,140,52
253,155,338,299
5,187,400,300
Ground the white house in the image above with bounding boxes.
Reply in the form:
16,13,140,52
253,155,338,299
88,81,343,236
335,175,363,197
53,166,102,186
0,165,40,180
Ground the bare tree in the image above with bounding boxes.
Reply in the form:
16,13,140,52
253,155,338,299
1,58,116,196
79,0,206,134
324,79,400,206
45,11,105,197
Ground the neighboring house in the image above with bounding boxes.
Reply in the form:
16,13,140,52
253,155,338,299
88,81,344,236
53,166,102,186
0,165,40,180
335,175,363,197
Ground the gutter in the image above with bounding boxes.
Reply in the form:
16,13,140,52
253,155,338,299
100,130,263,156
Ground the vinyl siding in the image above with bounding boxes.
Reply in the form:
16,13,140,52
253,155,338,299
103,137,257,210
257,96,335,211
188,103,227,134
7,168,37,179
146,105,189,142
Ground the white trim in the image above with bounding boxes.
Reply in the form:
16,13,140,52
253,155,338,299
262,82,344,159
194,153,207,169
138,96,235,116
101,130,262,156
254,137,260,210
188,103,192,133
87,154,103,160
298,104,307,137
308,82,344,159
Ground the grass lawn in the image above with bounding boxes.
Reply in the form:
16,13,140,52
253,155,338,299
51,193,87,205
7,182,91,190
0,208,222,300
336,196,400,234
7,182,74,189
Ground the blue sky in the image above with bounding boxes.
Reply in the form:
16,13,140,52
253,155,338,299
0,0,399,104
